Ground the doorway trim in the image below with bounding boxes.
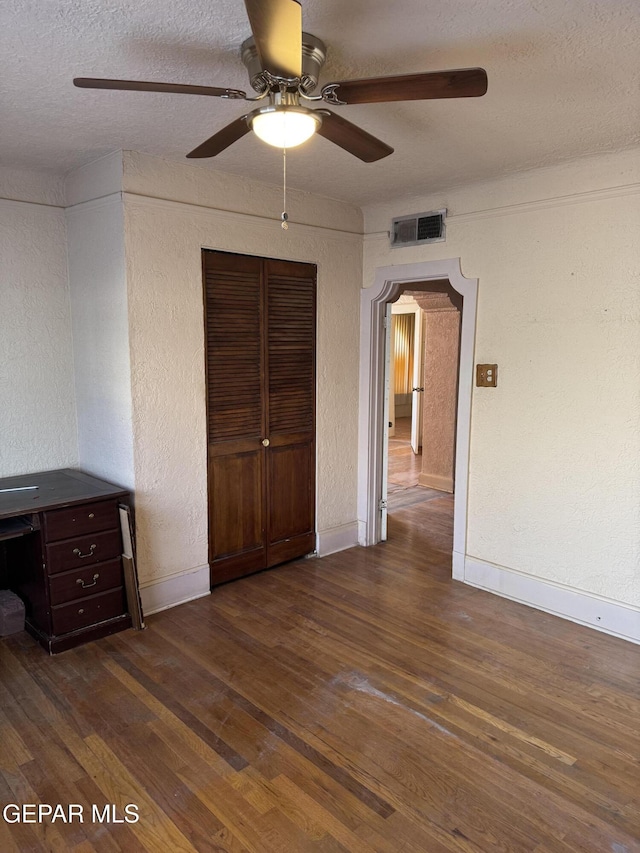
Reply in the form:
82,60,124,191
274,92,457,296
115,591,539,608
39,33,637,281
357,258,477,579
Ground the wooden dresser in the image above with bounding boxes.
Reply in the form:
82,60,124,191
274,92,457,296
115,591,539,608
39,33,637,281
0,468,133,653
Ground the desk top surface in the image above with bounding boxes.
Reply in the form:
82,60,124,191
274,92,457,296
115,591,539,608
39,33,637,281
0,469,128,520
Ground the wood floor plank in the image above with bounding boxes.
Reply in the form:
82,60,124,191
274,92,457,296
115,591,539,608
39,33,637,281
1,493,639,851
270,621,639,830
304,675,638,853
152,596,636,844
104,721,230,848
268,772,376,852
0,768,45,853
72,774,147,853
264,567,640,763
0,764,76,853
79,733,198,853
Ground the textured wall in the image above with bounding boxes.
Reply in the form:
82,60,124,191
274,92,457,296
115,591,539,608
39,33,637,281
0,180,78,476
419,309,459,492
363,148,640,608
66,196,135,490
122,153,363,588
0,166,65,206
123,151,362,234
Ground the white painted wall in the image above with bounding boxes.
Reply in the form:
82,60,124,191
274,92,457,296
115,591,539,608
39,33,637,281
0,170,78,476
6,146,637,641
120,152,363,609
66,194,134,490
363,148,640,622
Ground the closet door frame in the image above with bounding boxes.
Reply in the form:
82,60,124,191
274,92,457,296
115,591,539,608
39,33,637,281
202,249,317,587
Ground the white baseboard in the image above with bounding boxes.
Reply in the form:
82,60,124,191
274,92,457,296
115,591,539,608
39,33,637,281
452,550,465,581
418,473,453,492
139,564,211,616
317,523,359,557
464,557,640,646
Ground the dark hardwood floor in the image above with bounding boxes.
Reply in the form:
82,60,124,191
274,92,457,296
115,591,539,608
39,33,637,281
1,497,639,852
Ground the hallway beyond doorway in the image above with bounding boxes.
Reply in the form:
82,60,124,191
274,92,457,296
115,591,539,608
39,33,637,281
388,417,448,512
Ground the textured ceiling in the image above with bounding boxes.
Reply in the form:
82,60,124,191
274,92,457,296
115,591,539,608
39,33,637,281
2,0,639,206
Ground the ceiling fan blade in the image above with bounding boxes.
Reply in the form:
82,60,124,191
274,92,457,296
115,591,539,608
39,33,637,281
316,111,393,163
243,0,302,79
322,68,488,105
73,78,247,99
186,116,251,158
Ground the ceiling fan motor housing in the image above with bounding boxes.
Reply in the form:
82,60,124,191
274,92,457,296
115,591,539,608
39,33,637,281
241,32,327,94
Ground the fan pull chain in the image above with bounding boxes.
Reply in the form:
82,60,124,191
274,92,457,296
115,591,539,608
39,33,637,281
281,146,289,230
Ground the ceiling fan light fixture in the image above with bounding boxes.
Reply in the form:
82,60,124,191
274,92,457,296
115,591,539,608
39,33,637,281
250,105,321,149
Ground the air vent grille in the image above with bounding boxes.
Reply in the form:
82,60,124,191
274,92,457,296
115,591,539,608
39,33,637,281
391,209,446,248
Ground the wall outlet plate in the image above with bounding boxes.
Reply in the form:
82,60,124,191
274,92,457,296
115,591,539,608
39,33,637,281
476,364,498,387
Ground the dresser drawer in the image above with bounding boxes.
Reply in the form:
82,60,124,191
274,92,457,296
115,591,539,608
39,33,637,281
44,500,119,542
51,587,126,635
48,558,124,606
46,529,122,575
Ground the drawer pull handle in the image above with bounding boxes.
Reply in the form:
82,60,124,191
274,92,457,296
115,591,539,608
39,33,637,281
73,544,97,559
76,573,99,589
78,608,85,615
88,512,95,519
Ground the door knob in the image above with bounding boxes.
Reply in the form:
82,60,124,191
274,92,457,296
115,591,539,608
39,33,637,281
261,438,270,447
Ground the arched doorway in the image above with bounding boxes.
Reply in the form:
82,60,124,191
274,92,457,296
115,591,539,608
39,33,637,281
357,258,478,580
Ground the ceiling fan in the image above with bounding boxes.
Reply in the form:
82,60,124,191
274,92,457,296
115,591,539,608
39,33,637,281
74,0,488,163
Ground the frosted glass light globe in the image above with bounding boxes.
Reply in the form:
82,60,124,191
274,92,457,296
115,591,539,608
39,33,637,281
251,107,321,148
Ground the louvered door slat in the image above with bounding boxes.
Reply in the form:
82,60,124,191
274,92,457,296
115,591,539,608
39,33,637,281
204,252,266,580
204,252,316,584
265,261,316,567
267,271,316,436
205,261,263,443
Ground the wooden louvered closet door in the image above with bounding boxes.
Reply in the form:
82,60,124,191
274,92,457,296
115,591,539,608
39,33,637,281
203,251,316,586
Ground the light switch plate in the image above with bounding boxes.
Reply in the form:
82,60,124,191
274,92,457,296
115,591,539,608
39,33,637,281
476,364,498,387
